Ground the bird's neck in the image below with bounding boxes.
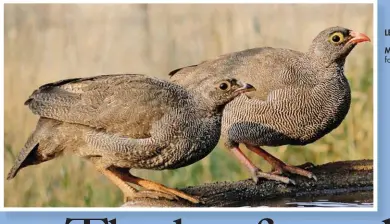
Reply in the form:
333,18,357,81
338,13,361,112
197,101,225,117
304,53,347,80
190,94,225,117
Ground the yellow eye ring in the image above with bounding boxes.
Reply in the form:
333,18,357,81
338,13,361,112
329,32,345,44
218,81,231,91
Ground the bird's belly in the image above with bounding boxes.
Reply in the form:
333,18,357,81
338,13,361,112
160,139,218,170
129,137,218,170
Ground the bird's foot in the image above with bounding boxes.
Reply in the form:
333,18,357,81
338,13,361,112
127,190,179,202
120,185,140,203
271,162,317,181
140,185,201,204
125,173,202,204
96,168,140,204
245,145,317,181
250,167,296,185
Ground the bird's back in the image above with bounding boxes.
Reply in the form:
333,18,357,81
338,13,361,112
26,74,191,138
170,47,315,100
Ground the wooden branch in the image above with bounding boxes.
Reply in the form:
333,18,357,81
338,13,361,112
122,159,373,207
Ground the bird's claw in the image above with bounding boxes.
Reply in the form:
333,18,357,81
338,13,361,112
273,163,317,182
251,168,296,185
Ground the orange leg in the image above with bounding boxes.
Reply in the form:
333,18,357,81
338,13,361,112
102,167,200,204
245,144,317,181
99,168,138,203
124,173,200,204
229,146,295,184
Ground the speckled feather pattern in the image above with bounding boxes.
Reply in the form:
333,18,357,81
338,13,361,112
170,27,355,149
8,74,246,179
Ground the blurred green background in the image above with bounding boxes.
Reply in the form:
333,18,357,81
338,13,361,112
4,4,373,207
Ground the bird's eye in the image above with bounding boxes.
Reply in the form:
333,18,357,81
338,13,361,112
218,81,231,91
329,32,345,44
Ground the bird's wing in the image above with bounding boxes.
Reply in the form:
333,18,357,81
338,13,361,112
168,47,280,77
25,74,187,138
168,51,239,77
169,47,304,101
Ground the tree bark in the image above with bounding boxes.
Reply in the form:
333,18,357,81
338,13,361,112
122,159,373,207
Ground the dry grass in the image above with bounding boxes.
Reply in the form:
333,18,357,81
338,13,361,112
4,4,373,207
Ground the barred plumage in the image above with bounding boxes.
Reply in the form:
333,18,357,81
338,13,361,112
169,26,370,184
7,73,254,204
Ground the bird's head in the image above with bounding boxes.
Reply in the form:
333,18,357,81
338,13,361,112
193,77,256,109
308,26,371,66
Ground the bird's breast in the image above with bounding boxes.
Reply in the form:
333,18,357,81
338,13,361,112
221,75,351,146
137,113,223,170
171,115,222,168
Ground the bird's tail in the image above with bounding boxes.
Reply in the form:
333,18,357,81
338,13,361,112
6,138,39,180
7,118,62,180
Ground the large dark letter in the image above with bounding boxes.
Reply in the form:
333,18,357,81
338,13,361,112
66,218,116,224
259,218,274,224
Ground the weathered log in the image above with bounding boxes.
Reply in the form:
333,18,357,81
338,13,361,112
122,159,373,207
